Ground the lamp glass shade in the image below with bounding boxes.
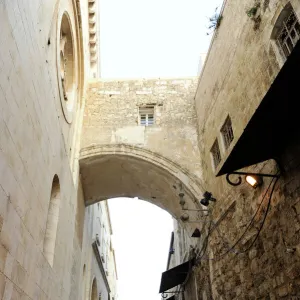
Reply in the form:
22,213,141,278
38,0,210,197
245,175,262,188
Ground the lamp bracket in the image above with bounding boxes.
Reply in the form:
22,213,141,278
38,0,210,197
161,290,184,298
182,208,209,212
180,220,208,223
226,171,279,187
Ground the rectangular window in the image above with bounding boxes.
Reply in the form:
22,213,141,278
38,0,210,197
210,139,221,169
139,106,154,126
221,116,234,150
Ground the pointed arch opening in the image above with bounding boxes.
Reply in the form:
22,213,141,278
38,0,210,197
43,175,61,266
82,264,86,300
91,278,98,300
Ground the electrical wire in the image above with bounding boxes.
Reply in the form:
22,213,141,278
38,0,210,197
203,176,279,260
212,175,277,255
195,174,280,262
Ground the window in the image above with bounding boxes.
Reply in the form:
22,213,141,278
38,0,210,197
91,278,98,300
139,106,154,126
274,5,300,58
43,175,61,266
82,265,86,300
210,140,221,169
221,116,234,149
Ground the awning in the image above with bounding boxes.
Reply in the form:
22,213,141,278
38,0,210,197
159,259,193,293
217,40,300,176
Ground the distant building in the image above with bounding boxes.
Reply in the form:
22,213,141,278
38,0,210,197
87,201,118,300
197,53,207,75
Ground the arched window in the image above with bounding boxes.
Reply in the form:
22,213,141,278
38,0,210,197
271,3,300,59
43,175,61,266
82,265,86,300
91,278,98,300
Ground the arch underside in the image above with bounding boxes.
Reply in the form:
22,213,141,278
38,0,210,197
79,145,203,219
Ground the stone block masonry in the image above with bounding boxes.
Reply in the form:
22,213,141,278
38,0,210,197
82,78,202,180
194,0,300,298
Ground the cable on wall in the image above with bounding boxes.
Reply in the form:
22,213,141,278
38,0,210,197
195,174,280,262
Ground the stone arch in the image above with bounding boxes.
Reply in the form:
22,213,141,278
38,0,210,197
43,175,61,266
91,278,98,300
80,144,204,219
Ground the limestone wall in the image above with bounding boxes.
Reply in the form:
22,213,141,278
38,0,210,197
82,78,202,180
0,0,89,299
195,0,300,298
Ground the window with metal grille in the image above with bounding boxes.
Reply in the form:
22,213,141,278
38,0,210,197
276,7,300,58
210,139,221,169
139,106,154,126
221,116,234,150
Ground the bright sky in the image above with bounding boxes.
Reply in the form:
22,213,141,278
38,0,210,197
100,0,223,78
108,198,174,300
101,1,223,299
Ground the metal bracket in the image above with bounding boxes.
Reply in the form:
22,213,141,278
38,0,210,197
226,171,280,186
182,208,209,212
161,289,184,298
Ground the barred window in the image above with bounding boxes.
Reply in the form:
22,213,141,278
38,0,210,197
275,6,300,58
221,116,234,149
210,140,221,169
139,106,154,126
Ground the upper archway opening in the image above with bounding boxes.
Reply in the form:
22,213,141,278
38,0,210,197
79,146,203,219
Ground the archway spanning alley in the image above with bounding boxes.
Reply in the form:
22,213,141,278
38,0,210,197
79,147,204,221
79,149,206,300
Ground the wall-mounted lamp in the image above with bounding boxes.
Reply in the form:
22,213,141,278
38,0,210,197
226,171,279,187
179,192,185,206
178,192,209,212
180,213,189,222
200,191,216,207
245,174,263,188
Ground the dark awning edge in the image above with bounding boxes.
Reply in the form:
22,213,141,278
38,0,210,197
217,40,300,176
165,296,175,300
159,259,195,293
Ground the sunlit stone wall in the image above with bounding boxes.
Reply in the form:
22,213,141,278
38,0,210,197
195,0,300,298
82,78,202,180
0,0,89,299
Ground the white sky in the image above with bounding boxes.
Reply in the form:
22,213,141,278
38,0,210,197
108,198,174,300
100,0,223,299
100,0,223,78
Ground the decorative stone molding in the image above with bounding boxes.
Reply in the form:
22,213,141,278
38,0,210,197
80,143,204,207
88,0,98,75
56,11,77,123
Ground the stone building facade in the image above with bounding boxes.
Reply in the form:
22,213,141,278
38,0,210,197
81,201,118,300
1,0,300,299
194,0,300,299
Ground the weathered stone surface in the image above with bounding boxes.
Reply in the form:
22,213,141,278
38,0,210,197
194,0,300,298
80,78,204,219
